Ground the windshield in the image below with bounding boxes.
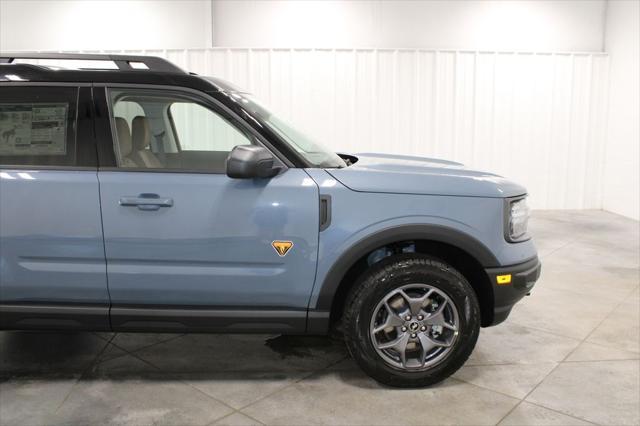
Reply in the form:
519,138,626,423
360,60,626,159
229,93,347,168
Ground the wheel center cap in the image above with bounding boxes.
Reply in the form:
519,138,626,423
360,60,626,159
409,321,420,332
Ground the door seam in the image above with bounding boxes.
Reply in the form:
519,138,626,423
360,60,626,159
92,82,114,331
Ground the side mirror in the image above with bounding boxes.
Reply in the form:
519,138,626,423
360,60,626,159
226,145,280,179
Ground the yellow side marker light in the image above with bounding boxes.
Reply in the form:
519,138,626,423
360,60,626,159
497,274,512,285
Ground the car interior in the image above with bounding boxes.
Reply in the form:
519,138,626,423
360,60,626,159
111,91,254,173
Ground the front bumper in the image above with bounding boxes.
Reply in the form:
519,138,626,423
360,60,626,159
485,256,541,326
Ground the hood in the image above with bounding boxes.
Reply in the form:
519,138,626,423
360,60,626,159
327,153,527,198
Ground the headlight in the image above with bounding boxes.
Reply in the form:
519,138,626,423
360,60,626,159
506,197,530,242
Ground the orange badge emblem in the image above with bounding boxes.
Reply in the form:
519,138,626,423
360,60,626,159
272,240,293,257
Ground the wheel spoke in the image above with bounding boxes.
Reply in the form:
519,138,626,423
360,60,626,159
373,303,405,333
424,299,458,332
422,332,452,349
398,334,411,366
398,289,433,316
374,301,405,333
377,331,410,364
373,324,388,334
442,322,457,331
417,333,437,364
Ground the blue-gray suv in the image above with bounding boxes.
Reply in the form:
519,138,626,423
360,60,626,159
0,53,541,387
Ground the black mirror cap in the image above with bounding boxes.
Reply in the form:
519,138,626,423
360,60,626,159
226,145,280,179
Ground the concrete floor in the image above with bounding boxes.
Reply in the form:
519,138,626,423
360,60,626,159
0,210,638,426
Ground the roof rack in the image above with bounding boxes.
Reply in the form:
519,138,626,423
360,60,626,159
0,52,185,73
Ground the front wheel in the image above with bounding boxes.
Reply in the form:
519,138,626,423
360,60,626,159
343,253,480,387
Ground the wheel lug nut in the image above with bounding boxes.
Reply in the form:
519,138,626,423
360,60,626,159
405,315,411,321
401,326,407,332
421,326,427,331
417,315,424,320
411,333,417,338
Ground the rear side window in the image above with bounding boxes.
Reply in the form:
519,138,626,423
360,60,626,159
0,86,91,167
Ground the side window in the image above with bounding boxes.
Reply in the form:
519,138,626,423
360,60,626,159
169,102,249,152
109,89,253,173
0,86,87,167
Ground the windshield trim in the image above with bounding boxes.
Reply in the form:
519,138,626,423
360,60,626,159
222,91,347,169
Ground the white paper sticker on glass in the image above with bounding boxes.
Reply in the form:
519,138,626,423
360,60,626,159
0,103,68,156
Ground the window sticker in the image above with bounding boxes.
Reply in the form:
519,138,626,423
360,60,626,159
0,103,68,156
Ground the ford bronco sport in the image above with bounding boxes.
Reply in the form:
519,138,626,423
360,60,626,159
0,53,540,387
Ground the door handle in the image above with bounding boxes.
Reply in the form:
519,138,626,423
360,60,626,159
119,193,174,211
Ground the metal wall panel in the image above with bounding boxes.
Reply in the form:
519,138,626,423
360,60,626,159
79,48,609,209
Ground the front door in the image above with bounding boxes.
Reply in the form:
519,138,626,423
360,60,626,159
96,87,319,332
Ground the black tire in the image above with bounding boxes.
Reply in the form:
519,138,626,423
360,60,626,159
343,253,480,388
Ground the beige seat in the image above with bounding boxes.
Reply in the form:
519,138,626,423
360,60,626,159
130,116,163,168
115,117,137,167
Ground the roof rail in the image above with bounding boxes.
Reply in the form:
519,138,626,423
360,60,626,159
0,52,185,73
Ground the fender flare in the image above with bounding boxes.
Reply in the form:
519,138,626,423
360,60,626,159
313,223,499,313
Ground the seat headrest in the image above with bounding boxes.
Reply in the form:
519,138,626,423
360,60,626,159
132,116,152,150
115,117,132,156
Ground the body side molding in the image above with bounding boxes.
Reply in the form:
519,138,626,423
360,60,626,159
0,304,308,333
110,306,307,333
0,303,110,330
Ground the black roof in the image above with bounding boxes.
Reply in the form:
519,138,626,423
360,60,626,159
0,52,233,92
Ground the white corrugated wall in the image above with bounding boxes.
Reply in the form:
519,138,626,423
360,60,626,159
80,48,609,210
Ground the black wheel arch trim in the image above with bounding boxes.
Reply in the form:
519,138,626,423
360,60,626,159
312,223,500,313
